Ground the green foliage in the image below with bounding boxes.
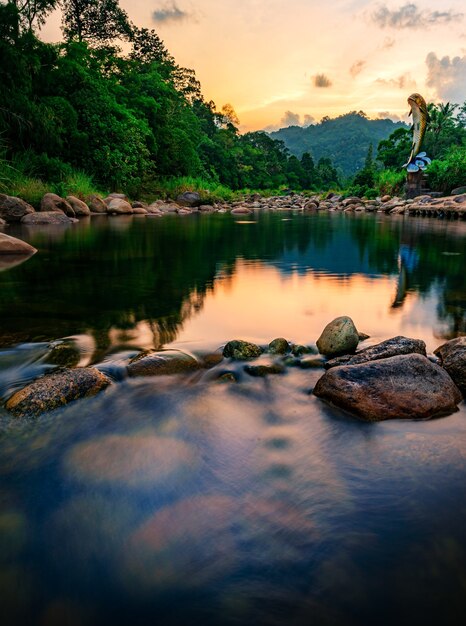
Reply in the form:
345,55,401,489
61,0,132,44
376,169,406,196
427,145,466,193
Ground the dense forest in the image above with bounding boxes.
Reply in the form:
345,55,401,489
0,0,465,202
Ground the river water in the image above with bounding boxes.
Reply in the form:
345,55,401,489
0,212,465,625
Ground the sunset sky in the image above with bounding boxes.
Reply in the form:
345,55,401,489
41,1,466,131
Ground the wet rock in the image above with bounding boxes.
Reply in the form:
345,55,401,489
316,316,359,356
176,191,201,207
0,194,35,223
231,207,252,215
107,198,133,214
66,195,90,216
64,434,197,489
40,193,75,217
223,340,262,360
5,368,111,418
127,349,199,377
218,372,237,383
434,337,466,396
314,354,462,421
244,363,285,377
268,337,290,354
198,351,224,368
299,356,326,369
86,194,107,213
21,212,77,225
0,233,37,256
46,341,81,368
358,331,370,341
325,336,426,369
291,344,317,356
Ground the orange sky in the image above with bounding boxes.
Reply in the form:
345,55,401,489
40,1,466,131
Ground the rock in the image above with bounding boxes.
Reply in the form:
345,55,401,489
325,336,426,369
316,316,359,356
268,338,290,354
381,195,391,202
231,207,252,215
176,208,191,215
131,201,148,209
0,233,37,256
451,186,466,195
157,203,179,213
21,212,77,225
223,340,262,360
299,356,326,369
313,354,462,421
46,341,81,368
0,194,35,223
176,192,202,207
66,196,90,216
0,218,5,227
132,207,148,215
434,337,466,396
5,368,111,418
127,349,199,377
342,197,362,207
107,193,127,200
198,205,216,213
303,201,318,211
244,363,285,377
107,198,133,215
291,344,317,356
86,194,107,213
358,332,370,341
40,193,75,217
453,194,466,204
199,351,224,368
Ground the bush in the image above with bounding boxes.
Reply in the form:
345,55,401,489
427,146,466,193
376,169,406,196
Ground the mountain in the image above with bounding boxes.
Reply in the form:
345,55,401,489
269,112,407,178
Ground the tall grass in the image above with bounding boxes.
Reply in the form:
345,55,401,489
140,176,236,203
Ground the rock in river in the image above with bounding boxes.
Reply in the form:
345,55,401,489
127,349,199,377
40,193,75,217
223,340,262,360
434,337,466,396
268,337,290,354
316,316,359,356
325,336,426,369
313,353,462,421
66,195,91,216
5,368,111,418
176,191,202,207
0,194,35,223
22,212,77,225
0,233,37,256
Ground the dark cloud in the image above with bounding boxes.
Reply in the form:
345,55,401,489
371,3,463,29
350,60,365,78
314,74,332,88
153,3,190,24
426,52,466,101
374,73,416,89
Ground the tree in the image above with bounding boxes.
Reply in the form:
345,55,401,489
300,151,316,189
9,0,57,33
61,0,132,44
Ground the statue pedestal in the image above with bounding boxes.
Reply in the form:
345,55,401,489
406,170,429,199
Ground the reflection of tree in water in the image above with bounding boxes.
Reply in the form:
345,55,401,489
0,214,465,348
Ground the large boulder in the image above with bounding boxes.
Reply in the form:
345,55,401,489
313,353,462,421
176,191,202,207
434,337,466,396
86,194,107,213
223,340,262,360
5,368,111,418
22,212,77,225
107,198,133,215
0,232,37,255
40,193,75,217
66,196,91,216
0,194,35,223
316,316,359,356
325,336,426,369
268,337,290,355
127,349,199,377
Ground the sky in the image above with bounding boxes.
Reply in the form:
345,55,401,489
40,1,466,132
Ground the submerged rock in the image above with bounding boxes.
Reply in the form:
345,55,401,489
434,337,466,396
316,316,359,356
268,337,290,355
325,336,426,369
0,233,37,256
244,363,285,377
314,353,462,421
0,194,35,223
5,368,111,418
21,212,77,225
127,349,199,377
46,341,81,368
291,344,317,357
223,340,262,360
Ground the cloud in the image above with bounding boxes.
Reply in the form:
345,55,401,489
264,112,315,132
371,3,463,29
375,73,416,89
382,36,396,49
153,3,190,24
350,60,365,78
303,114,315,126
426,52,466,102
314,74,332,88
280,111,301,126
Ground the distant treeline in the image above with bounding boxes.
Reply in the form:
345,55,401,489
0,0,341,195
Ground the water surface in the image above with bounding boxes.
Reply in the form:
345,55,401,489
0,212,465,625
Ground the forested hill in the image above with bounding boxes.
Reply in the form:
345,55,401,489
269,113,407,177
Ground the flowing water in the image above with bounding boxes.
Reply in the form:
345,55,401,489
0,212,465,626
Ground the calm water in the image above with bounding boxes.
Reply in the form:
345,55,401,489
0,212,465,626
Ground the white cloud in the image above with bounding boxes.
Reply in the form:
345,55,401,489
426,52,466,102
